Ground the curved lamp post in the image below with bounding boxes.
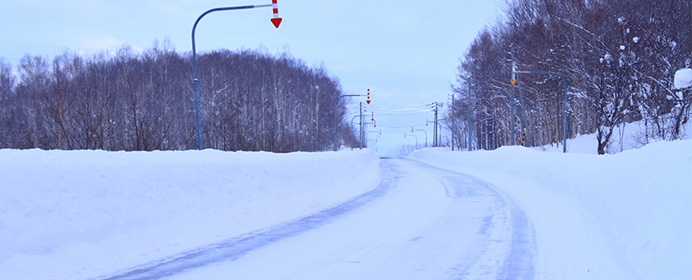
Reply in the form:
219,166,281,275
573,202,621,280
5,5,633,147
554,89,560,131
405,133,418,149
333,94,363,151
191,1,282,150
412,128,428,147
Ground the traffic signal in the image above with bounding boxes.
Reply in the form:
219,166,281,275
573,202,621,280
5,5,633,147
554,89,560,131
366,88,371,104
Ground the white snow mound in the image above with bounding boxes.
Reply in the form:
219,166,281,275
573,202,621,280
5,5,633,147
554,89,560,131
674,68,692,89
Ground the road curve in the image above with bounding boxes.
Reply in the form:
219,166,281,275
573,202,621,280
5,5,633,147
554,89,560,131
96,158,535,280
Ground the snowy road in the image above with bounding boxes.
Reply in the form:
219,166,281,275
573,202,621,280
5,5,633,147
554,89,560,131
97,158,535,280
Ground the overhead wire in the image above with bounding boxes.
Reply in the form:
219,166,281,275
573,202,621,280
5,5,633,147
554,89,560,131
363,104,434,116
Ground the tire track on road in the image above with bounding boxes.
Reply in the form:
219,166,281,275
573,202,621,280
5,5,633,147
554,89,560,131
95,161,400,280
411,160,536,279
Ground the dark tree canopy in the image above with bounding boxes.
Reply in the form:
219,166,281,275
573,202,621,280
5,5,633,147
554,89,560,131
0,45,357,152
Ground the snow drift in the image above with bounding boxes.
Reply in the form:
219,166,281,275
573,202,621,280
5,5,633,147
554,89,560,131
410,140,692,279
1,131,690,279
0,149,380,279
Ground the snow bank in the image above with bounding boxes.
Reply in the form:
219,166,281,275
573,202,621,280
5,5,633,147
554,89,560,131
674,68,692,89
0,149,380,280
411,140,692,279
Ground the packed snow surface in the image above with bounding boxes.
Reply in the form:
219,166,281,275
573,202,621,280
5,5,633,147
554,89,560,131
411,140,692,279
1,135,691,279
1,150,380,279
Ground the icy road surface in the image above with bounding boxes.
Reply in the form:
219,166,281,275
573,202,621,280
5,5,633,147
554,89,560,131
99,158,535,279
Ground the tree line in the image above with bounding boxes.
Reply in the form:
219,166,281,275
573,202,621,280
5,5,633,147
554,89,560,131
450,0,692,154
0,42,358,152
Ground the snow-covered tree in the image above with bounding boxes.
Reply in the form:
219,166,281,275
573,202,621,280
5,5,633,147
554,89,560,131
450,0,692,153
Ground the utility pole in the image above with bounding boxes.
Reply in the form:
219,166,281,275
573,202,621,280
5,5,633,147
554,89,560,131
359,102,363,150
516,63,527,146
511,45,528,147
467,79,473,150
451,94,455,151
513,67,569,153
459,75,474,151
510,44,517,146
429,102,439,147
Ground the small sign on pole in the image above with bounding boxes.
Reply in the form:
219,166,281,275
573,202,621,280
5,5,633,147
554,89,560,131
271,0,282,28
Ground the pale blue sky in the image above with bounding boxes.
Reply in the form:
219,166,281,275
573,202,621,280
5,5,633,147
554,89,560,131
0,0,503,153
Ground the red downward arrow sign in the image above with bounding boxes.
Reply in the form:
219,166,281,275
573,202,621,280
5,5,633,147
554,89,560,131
271,0,282,28
271,17,282,28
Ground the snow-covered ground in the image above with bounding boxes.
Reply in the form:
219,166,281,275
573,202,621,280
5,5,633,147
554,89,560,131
0,150,380,279
1,122,690,279
411,140,692,279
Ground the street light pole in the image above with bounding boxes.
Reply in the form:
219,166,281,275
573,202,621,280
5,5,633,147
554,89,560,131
405,133,418,149
366,130,380,148
191,2,281,150
333,94,363,151
350,114,364,150
412,127,428,147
